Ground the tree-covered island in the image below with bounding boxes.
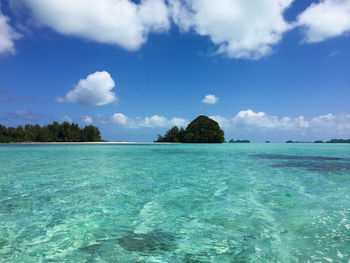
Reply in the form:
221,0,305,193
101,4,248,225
156,115,225,143
0,122,102,143
228,139,250,143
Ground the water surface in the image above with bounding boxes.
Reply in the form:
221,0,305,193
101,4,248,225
0,143,349,262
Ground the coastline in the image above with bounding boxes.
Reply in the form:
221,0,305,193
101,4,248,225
1,141,178,145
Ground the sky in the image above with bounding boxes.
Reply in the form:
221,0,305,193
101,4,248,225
0,0,350,142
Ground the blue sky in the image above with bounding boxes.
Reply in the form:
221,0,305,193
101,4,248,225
1,0,350,142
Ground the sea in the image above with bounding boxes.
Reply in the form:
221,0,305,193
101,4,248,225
0,143,349,262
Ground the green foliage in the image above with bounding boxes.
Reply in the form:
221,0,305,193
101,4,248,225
157,126,186,143
82,125,101,142
0,122,102,143
185,115,225,143
156,115,225,143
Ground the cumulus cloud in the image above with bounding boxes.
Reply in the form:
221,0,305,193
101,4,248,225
310,113,350,131
202,94,219,104
0,3,21,54
20,0,169,50
6,0,350,59
82,115,93,125
210,110,309,130
169,0,293,59
297,0,350,43
232,110,309,130
210,110,350,134
58,71,117,106
111,113,128,125
60,115,73,123
111,113,188,128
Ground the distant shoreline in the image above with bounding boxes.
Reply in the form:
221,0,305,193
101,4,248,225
1,142,178,145
1,142,350,145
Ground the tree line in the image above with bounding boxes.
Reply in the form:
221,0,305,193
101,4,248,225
0,122,102,143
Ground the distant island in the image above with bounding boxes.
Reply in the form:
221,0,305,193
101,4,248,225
325,139,350,143
286,139,350,143
228,139,250,143
156,115,225,143
0,122,102,143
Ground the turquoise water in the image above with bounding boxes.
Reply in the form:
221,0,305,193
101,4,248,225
0,144,350,262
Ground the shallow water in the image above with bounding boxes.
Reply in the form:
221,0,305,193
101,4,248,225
0,143,349,262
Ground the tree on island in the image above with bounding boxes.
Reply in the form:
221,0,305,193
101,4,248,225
0,122,102,143
156,115,225,143
157,126,186,143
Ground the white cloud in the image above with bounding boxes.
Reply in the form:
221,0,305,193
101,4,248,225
210,110,350,134
111,113,128,125
169,0,293,59
21,0,170,51
108,110,350,138
310,113,350,131
60,115,73,123
15,109,34,120
202,94,219,104
82,115,93,125
0,3,21,54
58,71,117,106
111,113,188,128
232,109,309,129
6,0,350,60
297,0,350,43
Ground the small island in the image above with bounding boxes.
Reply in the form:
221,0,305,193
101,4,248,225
228,139,250,143
156,115,225,143
0,122,102,143
326,139,350,143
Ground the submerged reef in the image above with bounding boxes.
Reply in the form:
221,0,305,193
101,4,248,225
254,154,350,172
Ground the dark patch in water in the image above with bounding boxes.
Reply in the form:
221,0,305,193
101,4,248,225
271,161,350,171
253,154,344,161
117,230,176,254
253,154,350,172
0,239,9,249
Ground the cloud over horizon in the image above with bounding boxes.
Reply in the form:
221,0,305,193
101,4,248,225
210,110,350,135
111,113,188,129
2,109,350,141
108,110,350,138
57,71,118,106
82,115,93,125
